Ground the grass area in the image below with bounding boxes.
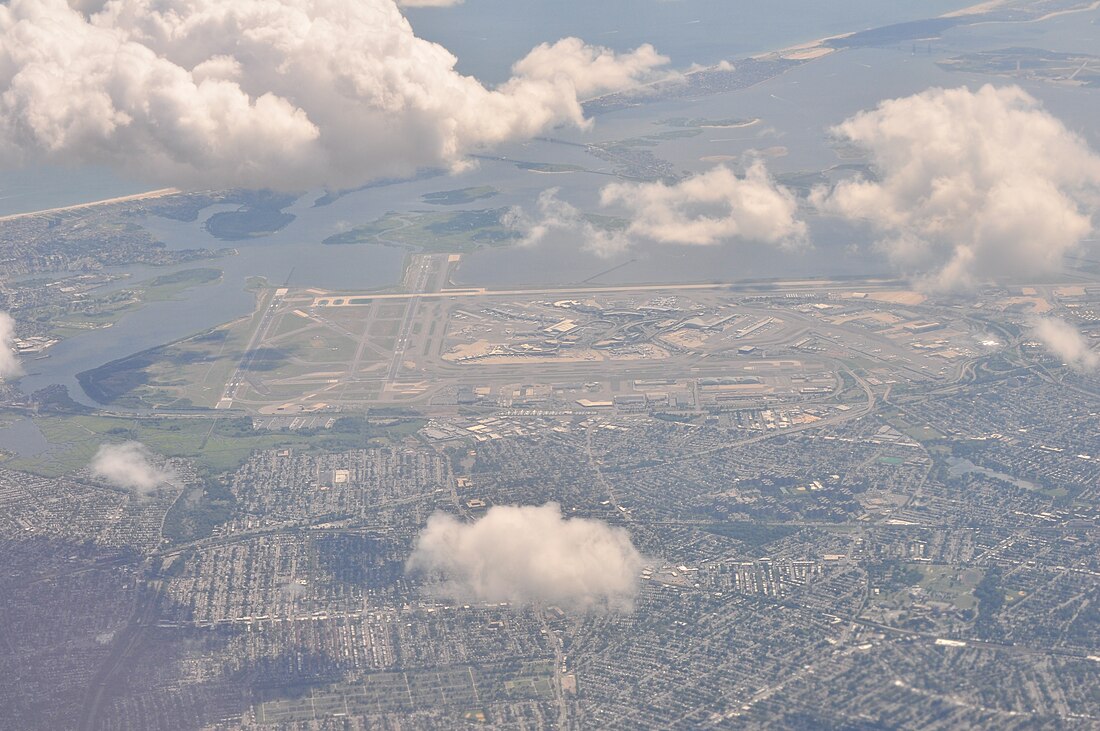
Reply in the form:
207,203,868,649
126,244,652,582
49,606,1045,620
832,371,866,403
77,319,251,410
870,563,982,611
879,409,945,443
917,565,982,610
375,304,407,319
700,522,799,548
293,332,360,364
2,413,426,477
77,290,300,410
369,320,402,337
322,209,520,252
269,309,314,339
903,425,945,442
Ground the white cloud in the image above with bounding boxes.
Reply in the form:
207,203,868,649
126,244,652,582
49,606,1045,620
504,188,630,257
812,85,1100,291
0,312,22,380
601,161,806,247
1029,317,1098,371
406,503,643,611
90,441,177,496
508,162,805,257
0,0,669,190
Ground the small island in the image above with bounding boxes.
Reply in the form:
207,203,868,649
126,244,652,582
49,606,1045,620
421,186,499,205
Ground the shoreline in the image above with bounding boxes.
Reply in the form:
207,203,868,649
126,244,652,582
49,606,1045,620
585,0,1012,108
751,0,1013,63
0,187,181,223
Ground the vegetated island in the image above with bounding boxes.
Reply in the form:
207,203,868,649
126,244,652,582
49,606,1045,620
421,186,499,205
322,208,520,252
660,117,760,129
204,190,299,240
515,161,587,174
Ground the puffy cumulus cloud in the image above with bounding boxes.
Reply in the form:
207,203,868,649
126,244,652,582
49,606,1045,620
503,188,629,257
0,0,669,190
406,503,643,611
0,312,22,380
90,441,177,496
1029,317,1099,371
507,162,804,257
510,38,670,101
600,162,806,247
812,85,1100,291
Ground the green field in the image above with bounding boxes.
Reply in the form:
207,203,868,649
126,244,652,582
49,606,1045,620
1,412,425,476
878,408,946,443
870,563,983,611
142,268,223,300
73,288,390,410
77,317,253,410
903,425,945,442
917,564,982,610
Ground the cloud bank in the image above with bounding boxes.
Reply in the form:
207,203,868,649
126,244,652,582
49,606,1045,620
813,85,1100,291
0,0,668,189
601,162,806,248
0,312,22,380
509,162,804,257
1029,317,1098,371
406,503,643,611
504,188,630,256
90,441,176,496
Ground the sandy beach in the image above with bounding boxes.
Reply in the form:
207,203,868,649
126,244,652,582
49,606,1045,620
0,187,180,223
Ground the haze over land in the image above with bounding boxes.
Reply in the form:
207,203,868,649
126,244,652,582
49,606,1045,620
1,1,1100,729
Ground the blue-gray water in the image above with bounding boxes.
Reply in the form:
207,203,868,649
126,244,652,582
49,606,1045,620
0,417,49,458
406,0,978,83
0,165,151,218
